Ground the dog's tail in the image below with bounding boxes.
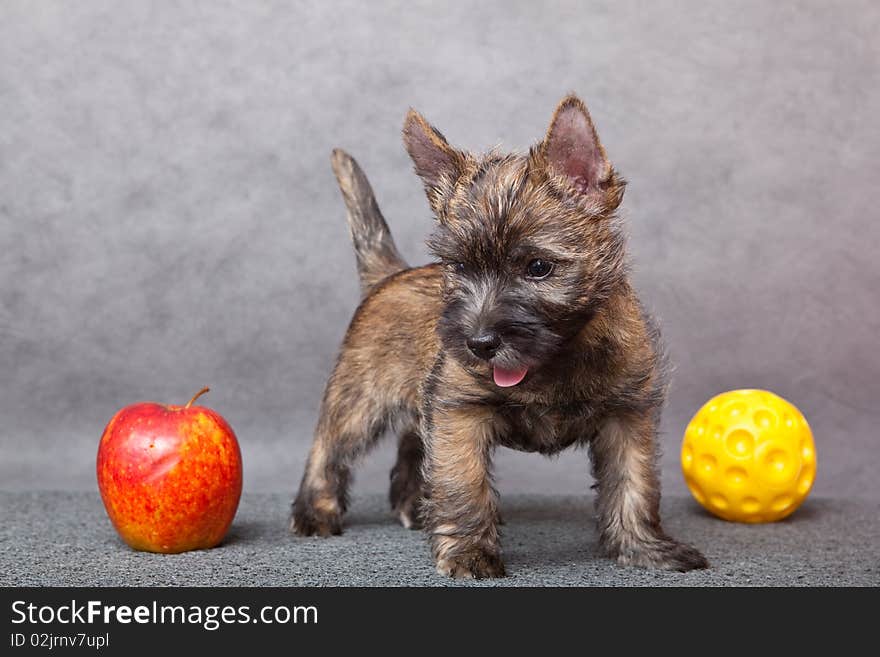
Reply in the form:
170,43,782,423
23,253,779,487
330,149,408,296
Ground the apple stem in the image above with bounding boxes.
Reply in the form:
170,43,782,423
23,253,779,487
185,386,211,409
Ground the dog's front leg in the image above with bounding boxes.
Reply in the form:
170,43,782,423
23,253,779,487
423,403,505,579
590,410,709,571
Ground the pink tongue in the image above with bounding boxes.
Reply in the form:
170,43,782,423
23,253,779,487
493,365,528,387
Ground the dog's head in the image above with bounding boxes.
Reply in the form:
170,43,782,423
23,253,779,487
404,95,628,388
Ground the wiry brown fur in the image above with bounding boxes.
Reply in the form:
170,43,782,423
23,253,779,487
291,95,708,577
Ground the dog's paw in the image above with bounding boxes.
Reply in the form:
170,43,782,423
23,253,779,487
614,539,709,572
391,492,424,530
389,463,426,530
290,502,343,537
436,548,506,579
395,506,423,530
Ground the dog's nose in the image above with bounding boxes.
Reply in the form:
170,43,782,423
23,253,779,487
467,331,501,360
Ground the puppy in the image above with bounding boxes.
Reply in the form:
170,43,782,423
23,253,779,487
291,95,708,578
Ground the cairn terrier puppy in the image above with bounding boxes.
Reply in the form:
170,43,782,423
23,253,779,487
291,95,708,578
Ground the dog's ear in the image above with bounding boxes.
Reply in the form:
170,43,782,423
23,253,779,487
537,95,612,196
403,110,463,198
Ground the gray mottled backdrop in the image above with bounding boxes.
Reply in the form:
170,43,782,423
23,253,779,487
2,1,878,502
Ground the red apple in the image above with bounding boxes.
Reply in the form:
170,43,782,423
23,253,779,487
96,387,242,553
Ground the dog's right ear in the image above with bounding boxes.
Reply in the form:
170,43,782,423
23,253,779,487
538,95,612,196
403,110,463,204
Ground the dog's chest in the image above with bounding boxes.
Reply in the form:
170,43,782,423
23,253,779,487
495,401,600,455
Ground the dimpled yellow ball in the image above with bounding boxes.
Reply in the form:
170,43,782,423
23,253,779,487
681,389,816,523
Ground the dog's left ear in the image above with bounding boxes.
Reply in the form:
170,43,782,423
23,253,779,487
536,95,612,197
403,109,463,205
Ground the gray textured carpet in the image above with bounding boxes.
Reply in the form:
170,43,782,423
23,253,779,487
2,491,877,587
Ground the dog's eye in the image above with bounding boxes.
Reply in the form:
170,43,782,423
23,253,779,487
526,259,553,279
453,262,466,274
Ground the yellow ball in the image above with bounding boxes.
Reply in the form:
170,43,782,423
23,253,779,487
681,389,816,523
